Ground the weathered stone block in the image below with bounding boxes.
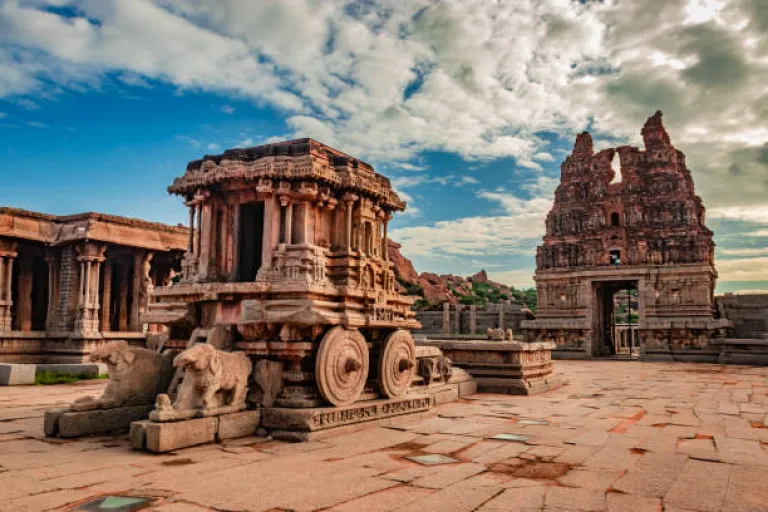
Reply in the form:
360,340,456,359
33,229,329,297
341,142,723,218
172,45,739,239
217,410,261,440
52,404,154,438
432,388,459,406
0,364,35,385
129,420,151,450
458,380,478,397
43,408,68,437
144,417,218,453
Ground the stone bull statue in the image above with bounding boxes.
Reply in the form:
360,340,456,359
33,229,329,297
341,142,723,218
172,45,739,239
70,341,174,412
151,343,252,421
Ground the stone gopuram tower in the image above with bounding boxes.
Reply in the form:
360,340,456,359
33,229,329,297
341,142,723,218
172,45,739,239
522,112,730,359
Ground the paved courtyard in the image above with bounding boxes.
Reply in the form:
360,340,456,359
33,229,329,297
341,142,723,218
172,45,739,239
1,361,767,512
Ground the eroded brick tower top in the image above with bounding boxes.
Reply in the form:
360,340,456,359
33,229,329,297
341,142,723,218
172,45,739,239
537,111,714,271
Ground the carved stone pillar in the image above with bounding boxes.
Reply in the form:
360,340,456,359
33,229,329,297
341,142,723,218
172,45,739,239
454,304,462,335
118,264,129,331
442,301,451,335
45,253,59,332
196,203,203,256
382,213,390,261
284,201,294,245
16,258,33,332
101,258,112,332
342,193,358,251
469,305,477,334
198,201,213,279
187,204,195,254
74,242,106,336
261,193,276,272
131,251,153,332
0,239,18,332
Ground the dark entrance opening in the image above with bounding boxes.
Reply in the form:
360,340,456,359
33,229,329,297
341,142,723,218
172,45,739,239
593,280,639,358
237,202,264,281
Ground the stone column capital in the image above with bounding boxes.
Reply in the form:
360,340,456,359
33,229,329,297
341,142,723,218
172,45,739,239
255,178,274,194
193,188,211,203
75,242,106,263
0,237,18,258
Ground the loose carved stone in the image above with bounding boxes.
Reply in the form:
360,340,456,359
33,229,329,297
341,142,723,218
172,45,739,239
377,330,416,398
315,326,369,407
487,328,504,340
487,328,514,341
70,341,173,412
150,344,252,421
418,355,453,385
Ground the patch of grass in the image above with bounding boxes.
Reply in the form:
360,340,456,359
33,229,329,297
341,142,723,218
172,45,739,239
34,371,108,386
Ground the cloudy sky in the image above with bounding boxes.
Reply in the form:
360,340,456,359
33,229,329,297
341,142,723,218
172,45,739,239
1,0,766,292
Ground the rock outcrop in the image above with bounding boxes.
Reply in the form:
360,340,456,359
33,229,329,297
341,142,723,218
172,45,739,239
387,240,519,307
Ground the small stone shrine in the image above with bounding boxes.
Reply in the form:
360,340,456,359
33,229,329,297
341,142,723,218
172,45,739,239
523,112,731,359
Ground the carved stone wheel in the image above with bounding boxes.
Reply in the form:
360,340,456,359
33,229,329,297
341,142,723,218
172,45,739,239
378,330,416,398
315,326,369,406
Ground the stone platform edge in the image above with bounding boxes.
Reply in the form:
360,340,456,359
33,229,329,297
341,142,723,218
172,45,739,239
130,409,261,453
45,404,154,438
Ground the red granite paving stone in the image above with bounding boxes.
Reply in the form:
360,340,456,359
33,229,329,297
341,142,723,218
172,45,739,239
477,485,547,511
605,492,661,512
723,416,759,440
525,444,566,459
326,484,435,512
410,462,486,489
0,489,95,512
396,480,503,512
471,442,529,464
722,464,768,512
663,459,732,512
555,444,602,465
612,451,688,498
544,486,607,511
558,469,623,491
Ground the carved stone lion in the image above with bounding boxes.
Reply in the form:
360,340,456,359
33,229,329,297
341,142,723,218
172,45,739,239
152,344,252,420
70,341,174,412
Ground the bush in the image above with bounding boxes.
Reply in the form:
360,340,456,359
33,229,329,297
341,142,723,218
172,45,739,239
35,371,108,386
412,298,432,310
396,277,424,297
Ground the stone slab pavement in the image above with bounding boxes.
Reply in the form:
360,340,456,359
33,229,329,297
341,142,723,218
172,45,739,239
0,361,766,511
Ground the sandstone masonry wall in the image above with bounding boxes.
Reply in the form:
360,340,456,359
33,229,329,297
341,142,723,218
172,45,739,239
717,294,768,339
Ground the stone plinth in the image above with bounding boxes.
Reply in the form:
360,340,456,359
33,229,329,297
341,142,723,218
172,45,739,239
130,410,261,452
44,404,153,438
417,339,562,395
262,395,434,442
714,338,768,366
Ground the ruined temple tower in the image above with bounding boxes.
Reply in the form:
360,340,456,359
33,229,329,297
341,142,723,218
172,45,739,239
523,112,730,359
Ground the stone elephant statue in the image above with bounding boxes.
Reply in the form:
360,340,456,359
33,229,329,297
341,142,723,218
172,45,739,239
153,344,252,419
70,341,174,412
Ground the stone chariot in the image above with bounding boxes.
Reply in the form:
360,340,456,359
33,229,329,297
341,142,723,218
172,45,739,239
144,139,461,431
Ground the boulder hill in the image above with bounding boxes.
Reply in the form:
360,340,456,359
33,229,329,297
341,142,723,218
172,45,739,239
387,240,537,311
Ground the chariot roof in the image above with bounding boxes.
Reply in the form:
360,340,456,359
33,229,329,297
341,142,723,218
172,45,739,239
169,138,406,211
